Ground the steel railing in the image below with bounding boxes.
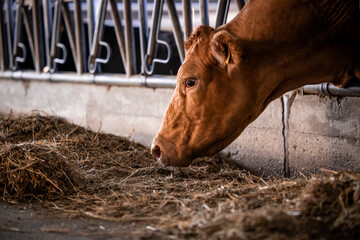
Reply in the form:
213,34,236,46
0,0,359,97
0,0,245,78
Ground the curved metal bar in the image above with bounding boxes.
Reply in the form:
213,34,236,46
54,43,67,65
96,40,111,64
144,39,171,75
14,42,26,64
49,42,67,73
88,40,112,74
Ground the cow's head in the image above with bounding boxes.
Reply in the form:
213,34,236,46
151,25,263,166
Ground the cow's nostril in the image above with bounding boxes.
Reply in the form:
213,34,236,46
151,145,162,159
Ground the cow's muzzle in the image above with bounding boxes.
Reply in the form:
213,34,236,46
151,136,192,167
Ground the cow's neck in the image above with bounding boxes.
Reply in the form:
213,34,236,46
226,0,360,111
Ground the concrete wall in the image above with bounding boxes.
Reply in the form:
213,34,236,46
0,79,359,177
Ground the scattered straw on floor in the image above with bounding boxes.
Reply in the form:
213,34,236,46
0,113,359,239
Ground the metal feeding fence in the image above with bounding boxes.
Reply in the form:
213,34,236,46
0,0,246,87
0,0,359,95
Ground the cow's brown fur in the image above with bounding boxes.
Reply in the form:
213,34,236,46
151,0,360,166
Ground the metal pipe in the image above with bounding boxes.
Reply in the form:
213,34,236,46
22,8,36,67
31,0,41,72
302,83,360,97
50,0,61,65
73,0,83,74
138,0,148,74
0,0,5,70
109,0,127,70
86,0,94,52
5,0,13,69
42,0,51,71
0,70,177,88
89,0,106,67
214,0,230,28
199,0,209,25
165,0,185,63
62,3,77,68
3,69,360,94
12,0,23,67
124,0,136,76
146,0,163,65
182,0,192,39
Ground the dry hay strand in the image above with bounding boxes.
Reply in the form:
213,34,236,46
0,141,83,200
0,112,151,201
183,171,360,240
297,171,360,235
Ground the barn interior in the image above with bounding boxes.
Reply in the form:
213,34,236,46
0,0,359,239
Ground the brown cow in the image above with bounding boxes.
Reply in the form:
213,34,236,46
151,0,360,166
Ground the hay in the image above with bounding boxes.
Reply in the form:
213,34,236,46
0,113,359,239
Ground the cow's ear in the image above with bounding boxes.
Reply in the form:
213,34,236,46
210,30,242,67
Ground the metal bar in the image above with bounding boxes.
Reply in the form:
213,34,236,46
165,0,184,62
235,0,245,10
42,0,51,71
50,0,61,64
2,69,360,94
86,0,94,51
73,0,83,74
214,0,230,28
182,0,192,39
62,2,77,69
199,0,209,25
5,0,13,69
12,0,23,66
31,0,41,72
89,0,106,65
0,70,177,88
146,0,163,65
302,83,360,96
138,0,147,74
124,0,136,76
22,8,36,66
0,0,5,70
108,0,127,70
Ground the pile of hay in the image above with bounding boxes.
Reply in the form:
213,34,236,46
0,113,359,239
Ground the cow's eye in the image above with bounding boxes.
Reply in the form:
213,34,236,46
185,79,197,88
